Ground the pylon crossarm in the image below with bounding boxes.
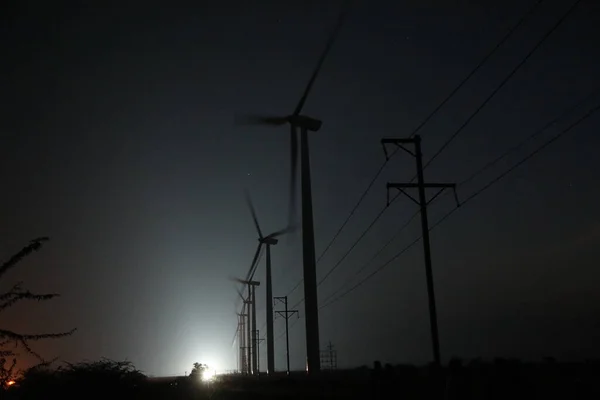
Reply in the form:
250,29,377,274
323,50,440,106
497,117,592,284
395,143,415,157
274,296,286,306
381,138,415,145
381,141,390,161
426,187,448,206
388,183,455,189
453,187,461,207
381,139,415,159
387,185,419,206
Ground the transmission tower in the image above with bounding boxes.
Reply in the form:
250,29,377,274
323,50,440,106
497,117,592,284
237,312,248,374
381,135,459,367
320,341,337,371
274,296,299,375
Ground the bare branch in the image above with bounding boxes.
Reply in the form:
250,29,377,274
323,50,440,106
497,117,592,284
0,357,16,385
0,328,77,342
0,328,76,362
0,237,76,372
0,282,24,301
0,237,49,279
0,290,60,313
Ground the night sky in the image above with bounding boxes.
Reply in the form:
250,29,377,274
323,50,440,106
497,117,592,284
2,0,600,377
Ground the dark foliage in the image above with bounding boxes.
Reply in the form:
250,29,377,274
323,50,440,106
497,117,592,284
9,359,146,399
189,362,208,380
0,238,76,387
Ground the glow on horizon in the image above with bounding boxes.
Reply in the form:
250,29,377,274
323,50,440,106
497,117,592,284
201,368,217,382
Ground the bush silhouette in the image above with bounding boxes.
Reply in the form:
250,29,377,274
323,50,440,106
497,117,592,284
14,359,145,398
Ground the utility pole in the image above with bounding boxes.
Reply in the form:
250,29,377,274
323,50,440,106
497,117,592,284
254,330,265,375
381,135,459,367
274,295,299,375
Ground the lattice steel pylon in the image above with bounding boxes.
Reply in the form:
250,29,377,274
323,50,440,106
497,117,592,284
320,341,337,371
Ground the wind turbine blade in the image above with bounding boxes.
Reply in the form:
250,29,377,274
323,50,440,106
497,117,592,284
236,115,288,126
230,276,246,309
230,276,244,286
293,0,352,116
244,189,264,239
267,224,298,239
288,124,298,231
245,242,263,282
231,327,238,348
235,288,243,310
248,244,264,282
236,286,246,301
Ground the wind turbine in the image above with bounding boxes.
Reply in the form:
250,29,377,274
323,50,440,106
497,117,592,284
237,2,351,374
244,190,295,376
232,278,260,375
234,304,249,374
235,291,252,375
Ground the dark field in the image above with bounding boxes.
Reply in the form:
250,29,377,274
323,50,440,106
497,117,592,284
4,360,599,399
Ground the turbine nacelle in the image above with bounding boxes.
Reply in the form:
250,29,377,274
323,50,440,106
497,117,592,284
235,1,351,374
260,237,279,245
288,115,322,132
230,276,261,287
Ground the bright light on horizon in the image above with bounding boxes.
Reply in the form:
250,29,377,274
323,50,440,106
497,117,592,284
201,368,217,382
179,349,228,377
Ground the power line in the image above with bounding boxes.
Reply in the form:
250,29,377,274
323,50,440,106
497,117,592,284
317,148,400,265
294,206,390,309
281,0,549,303
451,103,600,215
460,87,600,186
319,234,421,310
317,191,402,287
283,0,548,302
275,316,302,342
284,148,400,299
318,87,597,310
316,206,389,287
319,102,600,310
283,277,303,300
422,0,583,171
407,0,545,139
289,191,403,310
320,209,420,306
289,294,303,311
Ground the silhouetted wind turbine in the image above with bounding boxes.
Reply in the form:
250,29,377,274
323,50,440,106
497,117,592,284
231,277,260,375
244,190,295,376
232,292,250,374
237,2,351,374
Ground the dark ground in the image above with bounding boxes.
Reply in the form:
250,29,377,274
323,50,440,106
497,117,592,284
4,360,599,399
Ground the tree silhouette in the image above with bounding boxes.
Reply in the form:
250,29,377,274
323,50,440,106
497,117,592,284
0,237,76,387
13,358,145,397
189,362,208,379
